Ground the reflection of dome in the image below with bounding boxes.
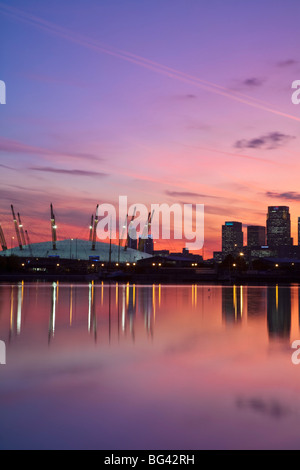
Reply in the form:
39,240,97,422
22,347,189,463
0,239,152,262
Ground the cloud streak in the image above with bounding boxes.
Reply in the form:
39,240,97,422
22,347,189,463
1,2,300,122
266,191,300,201
29,166,109,178
0,137,102,162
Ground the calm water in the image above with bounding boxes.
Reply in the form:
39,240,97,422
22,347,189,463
0,282,300,450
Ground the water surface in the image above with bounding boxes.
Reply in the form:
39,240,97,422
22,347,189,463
0,282,299,450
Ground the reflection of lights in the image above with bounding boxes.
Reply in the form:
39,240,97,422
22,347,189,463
233,285,237,320
116,283,118,306
240,285,243,317
10,286,14,333
126,283,130,308
69,286,73,326
133,284,136,308
101,281,104,305
276,284,278,310
88,283,92,332
159,284,161,308
17,283,22,334
122,285,126,331
51,282,57,336
152,284,156,321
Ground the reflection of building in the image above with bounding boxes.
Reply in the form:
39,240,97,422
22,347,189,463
247,226,266,248
222,286,242,323
267,286,291,339
222,222,243,256
247,288,266,318
267,206,292,248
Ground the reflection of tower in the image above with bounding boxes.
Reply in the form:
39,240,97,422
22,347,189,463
138,286,154,335
222,286,242,323
48,282,57,344
247,288,266,318
267,286,291,339
17,282,23,335
127,284,136,340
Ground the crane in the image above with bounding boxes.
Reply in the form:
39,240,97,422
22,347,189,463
25,230,33,257
17,212,26,247
50,203,57,251
11,205,23,250
92,204,99,251
89,215,94,242
0,223,7,251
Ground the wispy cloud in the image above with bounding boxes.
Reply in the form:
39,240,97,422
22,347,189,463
165,190,219,199
0,137,103,162
266,191,300,201
29,166,109,178
242,77,264,87
235,132,295,150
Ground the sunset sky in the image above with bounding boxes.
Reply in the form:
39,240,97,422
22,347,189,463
0,0,300,257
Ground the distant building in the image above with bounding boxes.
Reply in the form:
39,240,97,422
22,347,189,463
249,246,277,259
247,225,265,248
153,250,170,257
222,221,243,256
143,235,154,255
213,251,223,263
267,206,292,248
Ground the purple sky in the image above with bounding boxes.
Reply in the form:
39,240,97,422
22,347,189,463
0,0,300,256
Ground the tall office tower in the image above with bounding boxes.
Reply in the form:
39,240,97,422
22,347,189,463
266,206,292,247
222,221,243,255
247,225,266,248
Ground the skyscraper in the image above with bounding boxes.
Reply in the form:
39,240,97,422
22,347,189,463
267,206,292,247
247,225,266,247
222,221,243,256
